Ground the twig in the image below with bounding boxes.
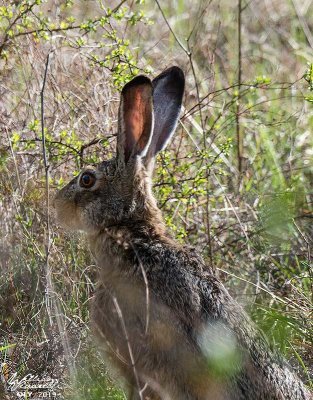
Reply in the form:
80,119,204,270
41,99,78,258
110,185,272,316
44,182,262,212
292,219,313,302
291,0,313,48
236,0,243,178
134,249,150,335
3,0,128,52
0,0,38,57
186,45,213,264
40,52,76,371
5,127,21,191
112,296,144,400
40,52,53,325
154,0,190,55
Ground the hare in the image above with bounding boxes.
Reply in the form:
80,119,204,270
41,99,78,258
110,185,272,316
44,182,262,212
54,67,312,400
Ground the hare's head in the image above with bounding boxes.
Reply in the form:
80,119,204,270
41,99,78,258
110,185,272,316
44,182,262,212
54,67,185,233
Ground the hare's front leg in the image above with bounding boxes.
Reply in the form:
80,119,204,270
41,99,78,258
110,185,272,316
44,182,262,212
128,384,161,400
128,385,139,400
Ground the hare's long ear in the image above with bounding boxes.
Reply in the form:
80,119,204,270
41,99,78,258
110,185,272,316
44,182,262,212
145,66,185,163
117,76,154,164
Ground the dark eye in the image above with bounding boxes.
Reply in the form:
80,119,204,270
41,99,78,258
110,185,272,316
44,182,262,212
80,172,96,188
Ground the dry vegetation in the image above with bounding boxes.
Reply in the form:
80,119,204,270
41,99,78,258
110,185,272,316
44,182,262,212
0,0,312,398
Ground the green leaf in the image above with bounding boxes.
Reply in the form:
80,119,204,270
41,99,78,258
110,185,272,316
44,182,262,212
0,343,16,352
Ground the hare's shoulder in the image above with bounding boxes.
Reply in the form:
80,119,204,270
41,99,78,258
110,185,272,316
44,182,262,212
131,239,225,317
133,239,206,281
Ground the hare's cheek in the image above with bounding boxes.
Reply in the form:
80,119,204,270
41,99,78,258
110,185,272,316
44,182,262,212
55,200,81,231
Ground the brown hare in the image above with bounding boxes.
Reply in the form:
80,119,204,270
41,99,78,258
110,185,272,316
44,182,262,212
54,67,312,400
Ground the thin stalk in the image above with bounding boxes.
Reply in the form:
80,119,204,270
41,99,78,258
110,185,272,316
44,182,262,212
236,0,243,178
40,52,52,325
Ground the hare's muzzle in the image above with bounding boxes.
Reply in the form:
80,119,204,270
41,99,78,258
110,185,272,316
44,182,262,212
53,181,81,230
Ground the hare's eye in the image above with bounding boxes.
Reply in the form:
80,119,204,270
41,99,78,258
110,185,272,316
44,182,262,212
80,172,96,189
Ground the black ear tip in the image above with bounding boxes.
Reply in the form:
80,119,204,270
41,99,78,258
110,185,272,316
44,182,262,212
153,66,185,90
122,75,152,93
167,66,185,81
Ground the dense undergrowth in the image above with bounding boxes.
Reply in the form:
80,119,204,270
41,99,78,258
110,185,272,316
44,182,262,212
0,0,312,398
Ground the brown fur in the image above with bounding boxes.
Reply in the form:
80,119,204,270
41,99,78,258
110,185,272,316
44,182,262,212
54,67,312,400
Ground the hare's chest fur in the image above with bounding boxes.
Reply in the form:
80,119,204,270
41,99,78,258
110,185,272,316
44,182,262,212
90,233,204,356
90,232,215,398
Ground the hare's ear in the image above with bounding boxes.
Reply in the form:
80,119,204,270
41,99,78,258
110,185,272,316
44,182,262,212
117,76,154,164
145,66,185,163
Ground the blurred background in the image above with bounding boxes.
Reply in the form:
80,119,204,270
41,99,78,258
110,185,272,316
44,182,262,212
0,0,312,398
